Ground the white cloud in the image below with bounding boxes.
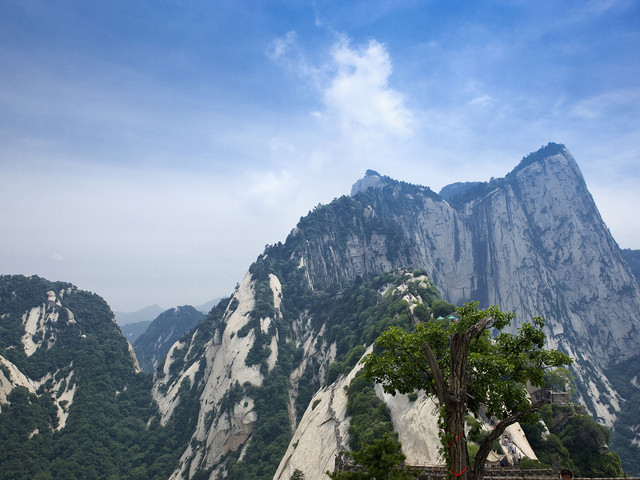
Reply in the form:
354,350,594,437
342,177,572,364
267,33,414,139
322,38,414,138
243,169,299,208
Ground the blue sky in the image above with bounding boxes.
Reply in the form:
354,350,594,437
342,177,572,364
1,0,639,312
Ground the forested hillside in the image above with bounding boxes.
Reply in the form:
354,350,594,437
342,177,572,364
0,275,190,479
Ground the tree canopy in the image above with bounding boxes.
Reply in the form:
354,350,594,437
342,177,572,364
362,302,572,480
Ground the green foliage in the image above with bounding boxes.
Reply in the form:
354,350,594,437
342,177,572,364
557,415,623,477
345,373,395,452
327,433,414,480
509,143,566,177
519,458,550,469
364,303,571,416
544,367,576,394
467,443,479,467
290,469,306,480
0,275,186,480
250,279,277,322
521,423,574,473
521,405,624,476
133,306,204,373
606,353,640,473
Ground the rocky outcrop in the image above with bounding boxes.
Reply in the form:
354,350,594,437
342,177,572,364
274,355,443,480
274,373,353,480
0,274,145,467
153,272,285,478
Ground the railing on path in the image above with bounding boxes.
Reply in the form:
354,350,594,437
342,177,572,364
343,465,640,480
337,461,640,480
411,467,555,480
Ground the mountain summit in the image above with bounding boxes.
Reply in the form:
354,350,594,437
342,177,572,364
345,143,639,420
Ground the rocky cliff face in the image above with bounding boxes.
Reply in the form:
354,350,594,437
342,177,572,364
273,351,444,480
152,143,640,478
300,143,640,423
622,249,640,284
152,267,459,480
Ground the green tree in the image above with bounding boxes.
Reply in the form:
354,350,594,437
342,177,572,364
557,415,623,476
431,299,456,318
290,469,305,480
544,367,576,394
362,302,572,480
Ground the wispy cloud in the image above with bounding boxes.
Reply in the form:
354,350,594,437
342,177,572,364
570,88,640,120
267,31,299,63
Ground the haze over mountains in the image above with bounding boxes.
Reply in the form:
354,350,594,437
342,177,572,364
1,143,639,479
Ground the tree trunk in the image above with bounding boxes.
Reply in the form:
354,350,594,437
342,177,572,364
447,332,471,480
444,399,471,480
422,316,496,480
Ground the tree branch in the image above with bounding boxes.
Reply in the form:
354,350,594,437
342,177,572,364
422,341,448,404
464,316,494,343
397,342,433,380
473,398,549,480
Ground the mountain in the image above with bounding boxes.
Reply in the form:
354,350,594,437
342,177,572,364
133,305,205,373
120,319,152,343
196,297,223,314
151,143,640,479
2,143,637,479
115,304,164,325
151,269,464,480
119,299,219,345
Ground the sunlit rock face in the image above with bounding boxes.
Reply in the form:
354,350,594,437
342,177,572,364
273,359,444,480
